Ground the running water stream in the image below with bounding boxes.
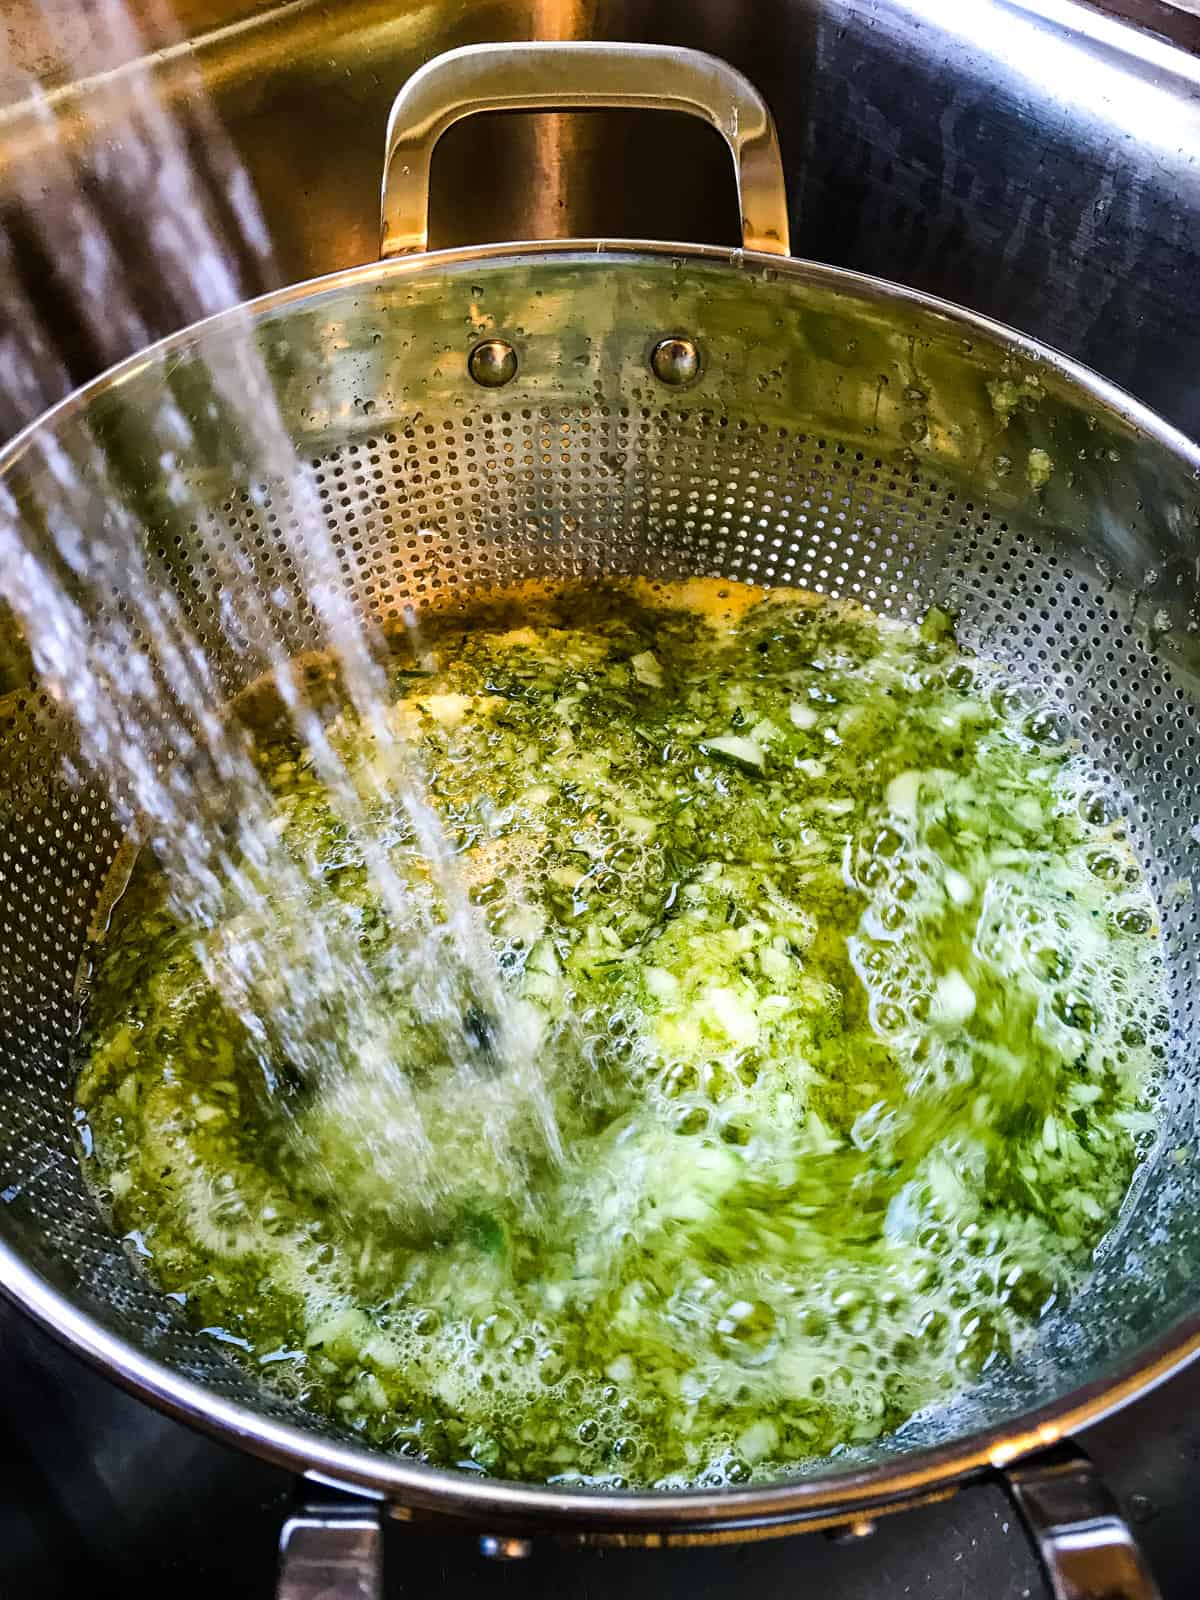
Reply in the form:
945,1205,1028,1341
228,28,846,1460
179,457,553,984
0,0,561,1216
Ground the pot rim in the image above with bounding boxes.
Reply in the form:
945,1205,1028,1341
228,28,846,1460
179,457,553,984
3,235,1198,1533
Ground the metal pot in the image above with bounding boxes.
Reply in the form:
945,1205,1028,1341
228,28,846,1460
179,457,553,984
0,41,1197,1599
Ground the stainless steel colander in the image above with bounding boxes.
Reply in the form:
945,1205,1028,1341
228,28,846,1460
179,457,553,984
0,40,1197,1597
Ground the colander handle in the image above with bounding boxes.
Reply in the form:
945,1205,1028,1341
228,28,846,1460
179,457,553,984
1003,1443,1161,1600
278,1502,383,1600
379,42,791,259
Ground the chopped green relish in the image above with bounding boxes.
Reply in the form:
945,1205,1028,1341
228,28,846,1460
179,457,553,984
76,580,1165,1487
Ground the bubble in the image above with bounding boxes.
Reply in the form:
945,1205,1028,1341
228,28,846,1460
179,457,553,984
662,1060,700,1095
715,1298,780,1364
873,1000,907,1034
1113,905,1152,934
828,1364,856,1395
701,1062,734,1100
919,1309,950,1345
880,1366,909,1402
591,868,621,899
913,1262,944,1295
859,944,889,977
1087,851,1122,882
998,682,1039,719
561,1376,585,1406
1024,708,1069,745
1053,992,1097,1032
834,1293,873,1335
1034,946,1072,982
538,1348,566,1384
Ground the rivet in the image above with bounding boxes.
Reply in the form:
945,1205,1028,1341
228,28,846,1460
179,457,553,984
650,336,702,387
479,1534,533,1561
468,338,518,388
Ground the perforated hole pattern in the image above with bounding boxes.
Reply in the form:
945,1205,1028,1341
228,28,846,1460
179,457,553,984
2,364,1199,1472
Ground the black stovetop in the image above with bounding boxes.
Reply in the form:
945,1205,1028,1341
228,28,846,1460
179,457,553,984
2,1294,1195,1598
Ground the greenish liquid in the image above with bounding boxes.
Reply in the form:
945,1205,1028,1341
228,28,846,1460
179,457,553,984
76,582,1165,1487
